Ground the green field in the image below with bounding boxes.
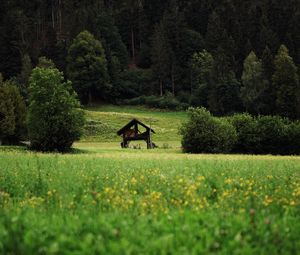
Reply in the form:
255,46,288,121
82,105,187,145
0,106,300,254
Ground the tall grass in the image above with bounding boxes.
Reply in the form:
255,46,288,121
0,147,299,254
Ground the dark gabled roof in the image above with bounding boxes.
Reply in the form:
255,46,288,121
0,112,5,121
117,118,155,136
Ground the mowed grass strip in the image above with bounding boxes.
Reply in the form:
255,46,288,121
0,147,299,254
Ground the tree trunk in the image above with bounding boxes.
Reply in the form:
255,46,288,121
160,79,163,97
52,0,55,29
58,0,62,33
88,90,92,106
171,65,175,96
131,27,135,63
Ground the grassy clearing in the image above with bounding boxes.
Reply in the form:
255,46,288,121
82,105,187,145
0,145,299,254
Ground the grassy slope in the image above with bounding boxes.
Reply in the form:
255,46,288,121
82,105,187,147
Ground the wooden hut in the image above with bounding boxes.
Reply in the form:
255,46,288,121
117,119,156,149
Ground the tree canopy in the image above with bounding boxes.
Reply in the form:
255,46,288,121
0,0,300,118
27,66,85,152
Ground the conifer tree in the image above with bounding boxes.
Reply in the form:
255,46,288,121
273,45,300,119
0,76,26,144
151,23,172,96
241,51,267,114
208,47,241,115
18,54,32,99
67,31,110,104
190,50,214,107
261,46,275,114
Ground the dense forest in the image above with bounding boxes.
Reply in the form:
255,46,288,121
1,0,300,118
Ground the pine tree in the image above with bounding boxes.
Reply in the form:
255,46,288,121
205,11,224,53
0,77,26,144
258,15,279,55
261,46,275,114
151,23,172,96
208,47,241,115
96,12,128,68
18,53,32,100
96,12,129,99
161,1,186,95
241,51,267,114
0,79,15,141
67,31,110,104
273,45,300,119
37,56,56,69
190,50,214,107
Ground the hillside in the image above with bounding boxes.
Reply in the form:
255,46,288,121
81,105,187,147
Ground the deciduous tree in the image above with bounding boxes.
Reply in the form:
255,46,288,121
27,66,84,152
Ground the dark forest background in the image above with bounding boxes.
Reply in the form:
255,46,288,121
1,0,300,118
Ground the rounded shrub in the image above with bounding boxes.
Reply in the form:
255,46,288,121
254,115,287,154
230,114,300,155
229,113,258,153
284,121,300,155
27,67,85,152
181,107,237,153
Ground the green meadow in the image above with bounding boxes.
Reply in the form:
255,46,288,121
0,106,299,254
82,105,187,145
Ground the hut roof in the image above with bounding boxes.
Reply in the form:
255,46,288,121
117,118,155,136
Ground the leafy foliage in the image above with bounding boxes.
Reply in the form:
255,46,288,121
125,93,187,110
181,107,237,153
182,107,300,155
1,1,300,118
117,68,153,99
27,67,84,152
230,114,300,155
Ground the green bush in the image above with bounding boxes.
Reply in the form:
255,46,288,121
27,67,85,152
254,115,287,154
284,121,300,155
125,93,188,110
118,69,153,99
230,114,300,155
181,107,237,153
123,96,145,105
182,108,300,155
144,95,163,108
229,114,258,153
158,92,184,110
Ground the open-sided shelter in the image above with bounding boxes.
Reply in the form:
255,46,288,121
117,119,155,149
